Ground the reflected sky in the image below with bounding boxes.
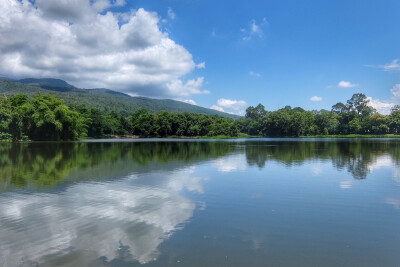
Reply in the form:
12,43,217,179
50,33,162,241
0,166,206,266
0,139,400,266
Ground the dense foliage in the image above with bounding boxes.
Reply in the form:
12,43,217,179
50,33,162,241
1,92,400,141
0,94,86,141
239,93,400,136
0,94,239,140
0,78,237,118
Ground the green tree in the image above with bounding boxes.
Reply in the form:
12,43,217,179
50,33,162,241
19,94,86,140
245,104,267,120
349,117,362,133
366,113,389,134
390,110,400,133
332,102,348,114
346,93,375,117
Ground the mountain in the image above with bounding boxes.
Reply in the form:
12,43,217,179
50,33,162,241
0,78,239,118
17,78,76,92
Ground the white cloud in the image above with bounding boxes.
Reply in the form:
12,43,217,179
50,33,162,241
166,77,209,97
181,99,197,105
249,71,261,77
338,81,359,88
196,62,206,69
241,18,268,41
391,84,400,99
381,59,400,71
310,96,323,102
217,98,247,110
167,7,176,20
367,97,394,115
210,98,247,115
366,84,400,115
210,105,224,112
0,0,205,98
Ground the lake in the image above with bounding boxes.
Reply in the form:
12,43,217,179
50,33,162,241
0,138,400,266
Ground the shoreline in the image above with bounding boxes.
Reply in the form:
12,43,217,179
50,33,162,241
3,134,400,143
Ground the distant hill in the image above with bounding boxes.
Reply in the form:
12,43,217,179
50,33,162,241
0,78,239,118
17,78,76,92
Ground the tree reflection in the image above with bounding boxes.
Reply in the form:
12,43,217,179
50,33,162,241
245,140,400,179
1,139,400,192
0,141,234,191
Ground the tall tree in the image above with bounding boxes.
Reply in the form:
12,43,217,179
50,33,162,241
245,104,267,120
346,93,375,117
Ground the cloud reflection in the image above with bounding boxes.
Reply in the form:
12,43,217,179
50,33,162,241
340,181,353,189
213,154,248,173
0,168,204,266
385,198,400,210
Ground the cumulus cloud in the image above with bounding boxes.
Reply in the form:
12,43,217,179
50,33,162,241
310,96,323,102
366,84,400,115
166,77,209,97
0,0,206,97
249,71,261,77
240,18,268,41
218,98,247,110
338,81,359,88
367,97,394,115
181,99,197,105
210,98,247,115
210,105,224,112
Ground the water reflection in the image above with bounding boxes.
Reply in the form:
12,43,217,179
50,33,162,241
0,167,206,266
0,142,234,191
1,139,400,266
1,140,400,191
244,139,400,179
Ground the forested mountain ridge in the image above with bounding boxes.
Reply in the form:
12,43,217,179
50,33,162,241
17,78,76,91
0,78,238,118
1,90,400,142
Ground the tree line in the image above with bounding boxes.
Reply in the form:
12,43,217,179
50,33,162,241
1,93,400,141
0,94,239,141
239,93,400,136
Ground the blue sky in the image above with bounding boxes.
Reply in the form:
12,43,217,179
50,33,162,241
1,0,400,114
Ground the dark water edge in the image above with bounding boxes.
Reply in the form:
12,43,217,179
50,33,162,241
0,138,399,266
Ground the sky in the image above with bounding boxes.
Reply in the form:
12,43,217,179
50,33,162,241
1,0,400,115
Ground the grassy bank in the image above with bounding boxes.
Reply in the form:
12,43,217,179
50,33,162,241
199,133,261,139
302,134,400,138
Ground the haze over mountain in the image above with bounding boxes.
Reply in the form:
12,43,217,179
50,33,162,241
0,78,239,118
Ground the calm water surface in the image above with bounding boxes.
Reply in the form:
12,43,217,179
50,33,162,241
0,138,400,266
